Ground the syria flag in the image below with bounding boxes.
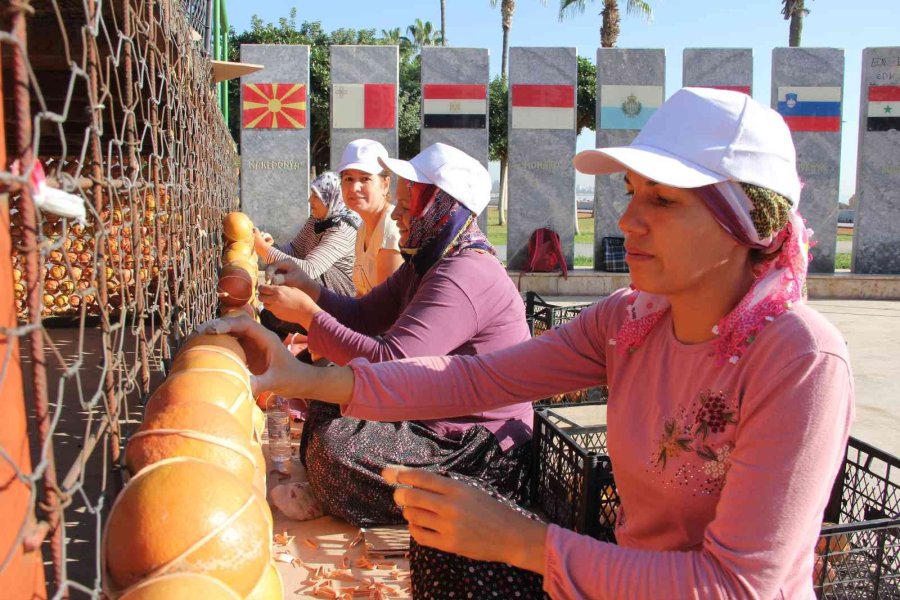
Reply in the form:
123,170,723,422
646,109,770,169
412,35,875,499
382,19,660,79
423,84,487,129
867,85,900,132
510,84,575,130
332,83,396,129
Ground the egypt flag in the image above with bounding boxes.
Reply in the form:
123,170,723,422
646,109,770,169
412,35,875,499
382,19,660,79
776,87,842,132
242,83,307,129
333,83,396,129
599,85,663,130
423,84,487,129
867,85,900,132
510,84,575,130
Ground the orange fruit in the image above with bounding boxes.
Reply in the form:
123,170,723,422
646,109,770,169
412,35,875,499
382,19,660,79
247,563,283,600
178,333,246,363
170,346,249,382
223,212,254,243
217,265,254,307
103,457,270,596
144,370,253,438
118,572,240,599
224,240,254,258
125,402,257,484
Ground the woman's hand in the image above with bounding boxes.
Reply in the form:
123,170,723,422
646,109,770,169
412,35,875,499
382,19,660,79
252,228,273,256
257,283,321,329
264,260,320,299
195,315,304,397
383,467,548,574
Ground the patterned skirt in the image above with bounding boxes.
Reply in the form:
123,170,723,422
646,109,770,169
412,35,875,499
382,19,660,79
408,474,548,599
299,401,533,528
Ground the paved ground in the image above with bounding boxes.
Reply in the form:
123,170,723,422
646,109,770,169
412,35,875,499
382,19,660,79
544,296,900,457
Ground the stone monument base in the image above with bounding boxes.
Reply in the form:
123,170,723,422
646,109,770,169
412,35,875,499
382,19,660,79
510,270,900,300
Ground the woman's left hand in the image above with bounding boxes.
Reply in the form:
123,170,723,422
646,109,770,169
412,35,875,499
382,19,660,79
383,467,548,574
258,283,321,329
253,227,273,256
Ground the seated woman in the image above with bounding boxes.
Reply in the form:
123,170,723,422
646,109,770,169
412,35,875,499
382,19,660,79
254,171,358,297
204,89,854,598
335,139,404,296
257,143,535,527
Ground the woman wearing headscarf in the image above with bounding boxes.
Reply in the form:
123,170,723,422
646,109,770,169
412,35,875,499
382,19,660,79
254,171,358,297
205,89,854,598
257,143,535,527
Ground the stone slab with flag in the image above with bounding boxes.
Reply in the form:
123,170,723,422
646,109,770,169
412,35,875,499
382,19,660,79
853,47,900,274
421,47,490,232
330,45,399,171
772,47,844,273
240,44,311,243
506,47,578,272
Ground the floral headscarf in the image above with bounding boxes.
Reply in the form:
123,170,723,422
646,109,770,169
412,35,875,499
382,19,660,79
310,171,361,233
401,184,495,277
612,181,811,365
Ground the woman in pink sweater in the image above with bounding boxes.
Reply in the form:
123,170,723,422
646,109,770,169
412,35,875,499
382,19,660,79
201,88,854,599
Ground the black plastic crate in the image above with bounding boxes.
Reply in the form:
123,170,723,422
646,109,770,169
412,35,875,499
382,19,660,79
532,405,619,542
524,291,592,337
816,437,900,599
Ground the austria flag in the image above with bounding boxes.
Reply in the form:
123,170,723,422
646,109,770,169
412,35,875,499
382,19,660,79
333,83,396,129
511,84,575,130
423,84,487,129
867,85,900,132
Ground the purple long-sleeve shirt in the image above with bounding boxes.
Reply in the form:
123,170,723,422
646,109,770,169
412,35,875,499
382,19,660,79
345,289,854,599
308,251,534,450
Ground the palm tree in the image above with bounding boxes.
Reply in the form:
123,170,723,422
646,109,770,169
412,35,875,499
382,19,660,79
440,0,447,46
782,0,810,47
407,19,443,50
380,27,412,50
558,0,653,48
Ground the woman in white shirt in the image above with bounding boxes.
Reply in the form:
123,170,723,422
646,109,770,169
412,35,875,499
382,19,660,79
336,139,403,295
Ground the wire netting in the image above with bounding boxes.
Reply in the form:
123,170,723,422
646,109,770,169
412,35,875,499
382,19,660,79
1,0,236,596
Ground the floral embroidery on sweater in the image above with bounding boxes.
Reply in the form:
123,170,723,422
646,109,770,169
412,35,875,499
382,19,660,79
649,389,738,496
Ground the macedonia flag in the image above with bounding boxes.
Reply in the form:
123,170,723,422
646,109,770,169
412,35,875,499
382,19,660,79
242,83,307,129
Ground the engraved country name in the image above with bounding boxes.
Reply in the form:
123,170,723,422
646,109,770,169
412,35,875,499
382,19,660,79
248,160,303,170
423,84,487,129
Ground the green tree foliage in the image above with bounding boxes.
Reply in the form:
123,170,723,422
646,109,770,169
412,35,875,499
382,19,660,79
228,9,423,172
576,55,596,135
488,76,509,163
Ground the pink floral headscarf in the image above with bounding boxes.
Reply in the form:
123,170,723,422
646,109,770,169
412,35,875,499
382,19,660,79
611,181,811,365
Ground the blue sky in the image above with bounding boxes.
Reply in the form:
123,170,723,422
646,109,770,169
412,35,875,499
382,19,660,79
226,1,899,202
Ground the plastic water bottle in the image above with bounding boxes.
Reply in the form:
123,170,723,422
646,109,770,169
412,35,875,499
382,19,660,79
266,395,292,466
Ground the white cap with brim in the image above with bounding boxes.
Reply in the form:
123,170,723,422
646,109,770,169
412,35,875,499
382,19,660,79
379,143,491,216
574,87,801,205
336,139,390,175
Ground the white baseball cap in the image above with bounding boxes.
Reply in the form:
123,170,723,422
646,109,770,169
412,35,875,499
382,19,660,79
336,139,389,175
378,143,492,216
574,87,801,204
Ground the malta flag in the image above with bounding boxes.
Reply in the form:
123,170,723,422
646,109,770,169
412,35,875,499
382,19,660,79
867,85,900,132
242,83,307,129
423,84,487,129
776,87,842,132
333,83,396,129
511,84,575,130
599,85,663,130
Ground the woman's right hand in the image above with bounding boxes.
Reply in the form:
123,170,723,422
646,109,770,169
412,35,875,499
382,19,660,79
252,227,273,256
265,260,319,298
195,314,307,397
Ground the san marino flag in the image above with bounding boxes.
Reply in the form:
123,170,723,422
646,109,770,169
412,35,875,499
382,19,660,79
599,85,663,130
776,87,842,132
